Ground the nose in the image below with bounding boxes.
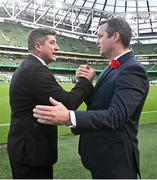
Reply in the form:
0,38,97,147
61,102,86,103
55,44,60,51
96,39,99,47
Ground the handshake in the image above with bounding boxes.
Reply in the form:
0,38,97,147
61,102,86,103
76,64,95,82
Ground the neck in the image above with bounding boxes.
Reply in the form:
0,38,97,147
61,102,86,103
109,47,130,60
30,51,40,58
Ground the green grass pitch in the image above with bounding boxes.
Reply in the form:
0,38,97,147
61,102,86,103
0,82,157,144
0,83,157,179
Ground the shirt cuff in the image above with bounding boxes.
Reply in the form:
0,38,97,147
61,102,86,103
66,110,76,128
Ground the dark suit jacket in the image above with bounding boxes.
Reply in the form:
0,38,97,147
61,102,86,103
72,51,149,178
8,54,93,166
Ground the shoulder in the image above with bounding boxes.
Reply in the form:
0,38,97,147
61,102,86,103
120,55,146,75
116,59,149,90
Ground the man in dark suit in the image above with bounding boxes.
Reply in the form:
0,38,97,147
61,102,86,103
8,28,95,179
33,18,149,179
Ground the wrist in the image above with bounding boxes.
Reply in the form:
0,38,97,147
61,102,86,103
65,110,76,128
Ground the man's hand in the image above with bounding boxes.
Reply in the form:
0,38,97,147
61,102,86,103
33,97,71,125
76,64,95,82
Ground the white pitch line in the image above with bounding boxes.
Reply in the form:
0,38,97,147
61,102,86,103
142,111,157,114
0,123,10,127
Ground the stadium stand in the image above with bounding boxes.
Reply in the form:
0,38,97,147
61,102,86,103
0,22,157,55
0,22,157,83
0,22,98,54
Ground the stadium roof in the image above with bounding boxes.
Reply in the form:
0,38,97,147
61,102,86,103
0,0,157,42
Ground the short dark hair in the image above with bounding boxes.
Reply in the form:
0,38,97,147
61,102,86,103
99,18,132,47
28,28,56,51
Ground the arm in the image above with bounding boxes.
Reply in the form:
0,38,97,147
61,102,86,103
33,64,149,132
31,64,95,110
73,64,149,133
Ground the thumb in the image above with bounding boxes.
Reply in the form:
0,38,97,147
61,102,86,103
49,97,60,106
81,64,89,69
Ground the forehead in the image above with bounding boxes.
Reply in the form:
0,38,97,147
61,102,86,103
46,34,56,41
97,23,108,35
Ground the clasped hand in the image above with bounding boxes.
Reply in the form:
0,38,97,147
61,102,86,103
76,64,95,82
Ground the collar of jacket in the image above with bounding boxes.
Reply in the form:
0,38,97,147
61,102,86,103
118,51,134,65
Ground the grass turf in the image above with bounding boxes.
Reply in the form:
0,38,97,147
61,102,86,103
0,82,157,178
0,83,157,144
0,123,157,179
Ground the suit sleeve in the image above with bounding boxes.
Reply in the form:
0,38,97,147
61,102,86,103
30,65,94,110
72,64,149,134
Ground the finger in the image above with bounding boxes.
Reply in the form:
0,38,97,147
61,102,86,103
84,64,91,68
76,74,86,78
77,70,90,75
33,106,51,112
78,71,89,76
33,108,50,116
37,119,54,125
80,64,89,69
33,111,53,119
49,97,60,106
76,74,88,78
78,68,89,73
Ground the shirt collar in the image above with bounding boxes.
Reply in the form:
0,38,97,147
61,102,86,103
113,50,131,60
30,53,47,66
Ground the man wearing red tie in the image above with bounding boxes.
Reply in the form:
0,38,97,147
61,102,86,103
33,18,149,179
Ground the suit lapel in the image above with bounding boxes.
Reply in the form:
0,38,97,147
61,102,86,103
94,65,112,91
92,51,134,97
95,51,134,88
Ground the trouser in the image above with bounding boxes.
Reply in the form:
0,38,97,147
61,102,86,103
91,170,137,179
90,160,137,179
89,154,138,179
9,158,53,179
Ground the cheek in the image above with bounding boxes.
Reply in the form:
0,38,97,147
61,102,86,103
100,38,106,46
101,41,107,50
51,45,55,50
104,38,111,47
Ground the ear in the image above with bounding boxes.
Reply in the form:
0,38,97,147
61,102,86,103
34,42,42,51
113,32,120,42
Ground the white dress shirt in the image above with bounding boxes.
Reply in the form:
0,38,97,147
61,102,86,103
30,53,47,66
